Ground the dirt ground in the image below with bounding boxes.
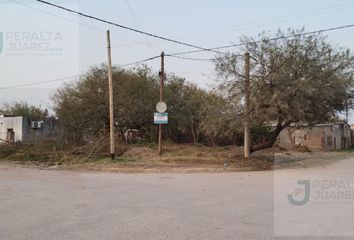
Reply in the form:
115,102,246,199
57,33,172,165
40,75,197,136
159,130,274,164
1,143,353,172
2,158,354,239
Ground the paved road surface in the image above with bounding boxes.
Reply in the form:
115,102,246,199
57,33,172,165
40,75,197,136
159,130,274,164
1,159,354,240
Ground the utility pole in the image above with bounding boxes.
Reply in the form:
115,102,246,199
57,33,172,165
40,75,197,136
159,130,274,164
158,52,165,155
244,52,251,159
106,30,115,160
346,99,349,123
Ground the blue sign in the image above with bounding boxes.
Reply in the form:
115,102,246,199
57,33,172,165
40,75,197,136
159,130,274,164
154,112,168,124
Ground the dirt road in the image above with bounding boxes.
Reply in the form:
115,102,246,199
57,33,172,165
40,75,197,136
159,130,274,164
1,158,353,240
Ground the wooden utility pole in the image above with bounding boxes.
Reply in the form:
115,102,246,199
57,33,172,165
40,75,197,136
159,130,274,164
158,52,165,155
244,52,251,159
106,30,115,160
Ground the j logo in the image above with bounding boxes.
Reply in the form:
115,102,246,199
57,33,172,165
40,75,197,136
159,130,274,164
0,32,3,54
288,180,310,206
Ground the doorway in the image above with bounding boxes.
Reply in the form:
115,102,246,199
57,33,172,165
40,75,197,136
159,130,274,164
6,129,14,143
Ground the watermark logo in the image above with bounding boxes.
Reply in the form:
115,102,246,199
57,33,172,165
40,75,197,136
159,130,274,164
288,180,310,206
275,164,354,236
0,32,3,54
1,31,63,57
288,179,354,206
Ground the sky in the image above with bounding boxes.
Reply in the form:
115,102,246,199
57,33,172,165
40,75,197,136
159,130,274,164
0,0,354,121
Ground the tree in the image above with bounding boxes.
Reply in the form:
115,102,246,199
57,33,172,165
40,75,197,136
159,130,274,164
0,101,48,118
199,91,243,145
51,65,211,144
214,29,354,151
52,65,158,142
164,76,208,143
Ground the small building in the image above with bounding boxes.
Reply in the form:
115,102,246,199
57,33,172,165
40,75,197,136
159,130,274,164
0,114,58,143
277,122,351,151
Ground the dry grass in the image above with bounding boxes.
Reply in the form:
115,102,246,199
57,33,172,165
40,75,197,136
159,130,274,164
122,144,237,166
1,143,353,172
55,144,277,171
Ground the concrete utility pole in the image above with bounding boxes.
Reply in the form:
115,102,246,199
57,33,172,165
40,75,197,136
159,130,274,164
346,103,349,123
106,30,115,160
244,52,251,159
158,52,165,155
346,99,349,123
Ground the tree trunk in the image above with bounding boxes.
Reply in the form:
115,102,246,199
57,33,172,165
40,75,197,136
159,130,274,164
250,139,275,152
191,122,197,144
250,120,292,152
208,136,216,147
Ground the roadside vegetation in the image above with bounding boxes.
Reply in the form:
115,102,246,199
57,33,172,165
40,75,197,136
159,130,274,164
1,141,353,172
1,28,354,171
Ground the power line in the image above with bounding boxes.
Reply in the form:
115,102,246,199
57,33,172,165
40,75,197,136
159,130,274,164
1,3,156,58
0,12,49,32
0,53,240,90
167,23,354,57
35,0,223,54
216,24,354,50
165,54,245,61
0,75,80,90
0,55,161,90
176,1,354,40
3,20,354,89
0,54,215,90
119,55,161,68
13,1,354,59
165,55,214,61
8,0,162,51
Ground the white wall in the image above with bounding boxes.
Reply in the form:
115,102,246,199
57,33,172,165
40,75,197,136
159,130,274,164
0,115,24,142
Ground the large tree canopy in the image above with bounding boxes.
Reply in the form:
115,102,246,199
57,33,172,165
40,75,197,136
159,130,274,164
214,29,354,151
51,29,354,149
0,101,48,118
52,65,216,144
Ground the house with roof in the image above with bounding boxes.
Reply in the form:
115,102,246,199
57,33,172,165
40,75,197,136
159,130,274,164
276,122,351,151
0,114,58,143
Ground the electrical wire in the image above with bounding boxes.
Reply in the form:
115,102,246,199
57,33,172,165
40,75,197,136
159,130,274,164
177,1,354,40
167,23,354,57
165,54,215,62
8,0,163,51
35,0,223,54
14,1,354,58
0,53,242,89
165,55,215,61
0,75,81,90
2,18,354,88
118,55,161,68
165,53,245,61
0,55,162,90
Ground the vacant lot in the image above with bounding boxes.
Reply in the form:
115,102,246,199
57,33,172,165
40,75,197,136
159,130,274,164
0,143,353,172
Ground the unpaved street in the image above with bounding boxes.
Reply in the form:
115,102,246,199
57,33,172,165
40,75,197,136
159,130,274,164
1,159,354,240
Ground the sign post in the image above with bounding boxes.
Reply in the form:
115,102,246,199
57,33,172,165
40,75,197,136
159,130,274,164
154,99,168,155
154,112,168,124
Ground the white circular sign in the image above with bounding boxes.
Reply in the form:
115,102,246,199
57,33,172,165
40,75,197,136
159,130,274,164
156,101,167,113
